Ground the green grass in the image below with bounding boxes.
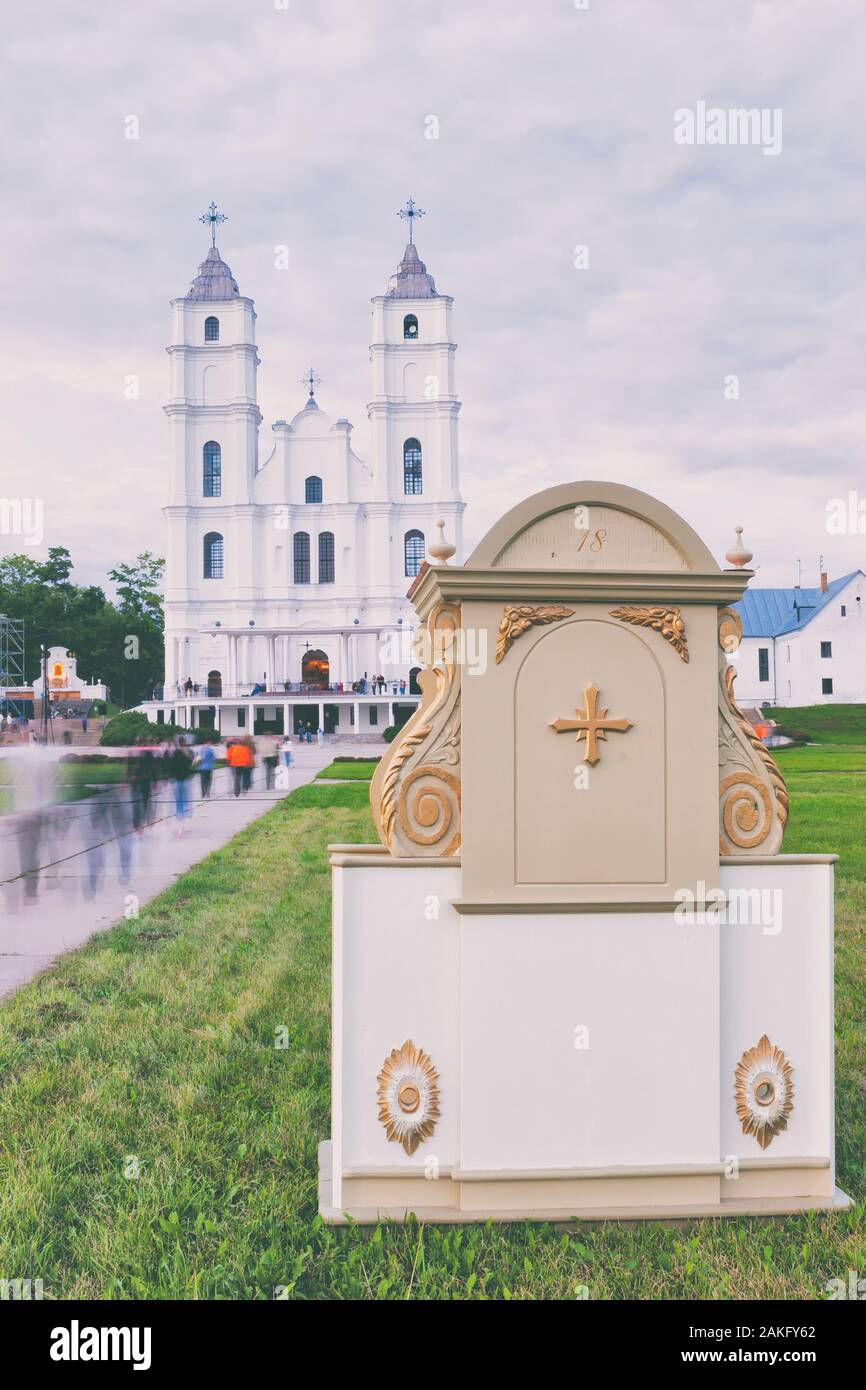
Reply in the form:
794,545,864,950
0,775,864,1299
767,702,866,745
773,745,866,773
315,759,379,781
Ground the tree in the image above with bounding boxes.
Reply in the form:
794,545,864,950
0,548,165,707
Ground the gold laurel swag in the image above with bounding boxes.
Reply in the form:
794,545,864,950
609,605,689,662
495,605,574,664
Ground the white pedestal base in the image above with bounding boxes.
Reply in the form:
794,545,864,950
322,848,847,1224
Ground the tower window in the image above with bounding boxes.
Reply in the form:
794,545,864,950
404,529,425,577
318,531,335,584
403,313,418,340
204,316,220,342
822,678,834,695
820,641,832,658
403,438,423,495
203,441,221,497
305,475,323,504
203,532,224,579
293,532,310,584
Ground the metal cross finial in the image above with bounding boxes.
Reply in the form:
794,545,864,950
398,197,426,244
302,367,322,399
199,201,227,248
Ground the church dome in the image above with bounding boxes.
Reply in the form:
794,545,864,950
188,246,240,300
386,242,438,299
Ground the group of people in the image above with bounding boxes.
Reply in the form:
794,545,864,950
352,675,408,695
124,731,297,829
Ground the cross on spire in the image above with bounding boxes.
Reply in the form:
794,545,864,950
398,197,425,245
199,201,227,249
302,367,322,399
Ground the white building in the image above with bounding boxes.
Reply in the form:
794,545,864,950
141,206,464,738
733,570,866,706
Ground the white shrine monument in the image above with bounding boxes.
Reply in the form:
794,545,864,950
320,482,848,1222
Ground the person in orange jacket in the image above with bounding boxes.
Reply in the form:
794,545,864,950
225,737,252,797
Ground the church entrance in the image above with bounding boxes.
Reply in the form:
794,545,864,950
409,666,421,695
301,649,329,688
207,669,222,697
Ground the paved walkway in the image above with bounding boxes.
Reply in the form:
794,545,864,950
0,743,378,1000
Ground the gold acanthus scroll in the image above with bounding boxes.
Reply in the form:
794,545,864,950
717,608,788,855
371,601,462,858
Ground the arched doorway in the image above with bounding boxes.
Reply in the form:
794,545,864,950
409,666,422,695
302,649,329,688
207,669,222,697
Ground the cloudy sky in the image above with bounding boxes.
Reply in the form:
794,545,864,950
2,0,865,592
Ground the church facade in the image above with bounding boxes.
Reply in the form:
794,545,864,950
141,206,464,737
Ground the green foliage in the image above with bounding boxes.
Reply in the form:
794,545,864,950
382,725,399,743
0,547,165,707
99,710,161,746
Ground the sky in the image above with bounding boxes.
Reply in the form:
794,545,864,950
1,0,865,593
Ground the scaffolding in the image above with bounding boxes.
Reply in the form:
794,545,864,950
0,613,28,716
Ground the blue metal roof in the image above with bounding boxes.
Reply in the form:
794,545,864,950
734,572,860,638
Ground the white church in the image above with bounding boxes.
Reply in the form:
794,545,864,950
140,201,464,738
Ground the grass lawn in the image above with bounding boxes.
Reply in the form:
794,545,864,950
767,703,866,746
315,759,379,781
0,767,864,1298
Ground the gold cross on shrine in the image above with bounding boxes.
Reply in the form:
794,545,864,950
550,683,633,765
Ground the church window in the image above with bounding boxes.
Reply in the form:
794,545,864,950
403,313,418,340
294,532,310,584
404,529,425,577
305,475,323,504
204,316,220,342
203,441,221,497
318,531,335,583
403,438,423,495
757,648,769,682
203,532,224,579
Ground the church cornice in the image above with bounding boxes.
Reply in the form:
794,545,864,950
166,343,260,358
164,402,263,420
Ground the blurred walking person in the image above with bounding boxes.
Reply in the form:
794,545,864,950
259,732,279,790
194,740,217,799
165,739,194,833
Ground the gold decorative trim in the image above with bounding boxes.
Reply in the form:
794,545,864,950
495,604,574,664
376,1039,441,1156
372,601,462,858
717,612,788,856
609,605,689,662
735,1035,794,1150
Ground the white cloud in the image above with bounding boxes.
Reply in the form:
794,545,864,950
1,0,865,592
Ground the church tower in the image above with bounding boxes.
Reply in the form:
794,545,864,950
367,200,464,596
163,204,261,690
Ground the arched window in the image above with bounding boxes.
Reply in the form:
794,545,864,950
404,529,425,578
203,441,221,497
207,669,222,697
305,475,323,504
403,313,418,340
204,316,220,342
318,531,335,584
203,532,224,579
293,532,310,584
403,438,423,495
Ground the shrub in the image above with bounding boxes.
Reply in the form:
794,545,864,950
99,710,161,747
382,726,399,743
